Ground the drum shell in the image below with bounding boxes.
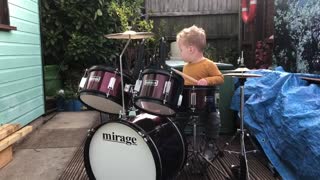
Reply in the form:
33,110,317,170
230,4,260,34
134,69,184,116
180,86,216,113
79,65,133,114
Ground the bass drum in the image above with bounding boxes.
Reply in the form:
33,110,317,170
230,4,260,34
84,113,186,180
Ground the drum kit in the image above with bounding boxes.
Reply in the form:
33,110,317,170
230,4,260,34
78,28,262,180
79,29,189,180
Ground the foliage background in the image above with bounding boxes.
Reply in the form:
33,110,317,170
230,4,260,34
41,0,153,97
274,0,320,73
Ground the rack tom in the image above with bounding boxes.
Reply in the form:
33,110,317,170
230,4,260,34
79,65,133,114
134,69,184,116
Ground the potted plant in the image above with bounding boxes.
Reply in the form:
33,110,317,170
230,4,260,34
55,69,84,112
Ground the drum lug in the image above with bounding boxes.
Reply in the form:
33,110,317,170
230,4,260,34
177,94,183,107
138,131,144,137
78,69,88,91
163,99,167,104
87,128,94,136
138,131,148,142
134,80,142,92
108,77,116,90
191,92,197,106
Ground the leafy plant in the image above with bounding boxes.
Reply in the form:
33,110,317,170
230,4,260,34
204,43,218,61
41,0,154,97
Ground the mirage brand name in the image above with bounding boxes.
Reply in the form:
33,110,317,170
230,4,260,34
102,132,137,146
89,76,101,82
144,80,158,86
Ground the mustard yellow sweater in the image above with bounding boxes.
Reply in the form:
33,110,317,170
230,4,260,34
183,58,224,85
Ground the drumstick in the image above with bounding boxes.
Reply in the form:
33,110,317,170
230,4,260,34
171,68,198,84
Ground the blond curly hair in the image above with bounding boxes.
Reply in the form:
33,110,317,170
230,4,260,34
176,25,207,52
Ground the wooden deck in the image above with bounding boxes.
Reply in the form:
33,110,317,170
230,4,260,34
58,133,279,180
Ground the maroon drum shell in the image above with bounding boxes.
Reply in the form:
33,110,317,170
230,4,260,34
134,69,184,116
84,70,123,97
79,66,132,114
180,86,216,113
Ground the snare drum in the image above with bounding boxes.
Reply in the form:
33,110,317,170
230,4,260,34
180,86,217,113
134,69,184,116
84,113,186,180
79,65,133,114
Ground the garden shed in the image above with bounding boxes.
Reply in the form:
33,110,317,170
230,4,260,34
0,0,44,126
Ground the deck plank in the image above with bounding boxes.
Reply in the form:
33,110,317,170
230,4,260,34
59,135,277,180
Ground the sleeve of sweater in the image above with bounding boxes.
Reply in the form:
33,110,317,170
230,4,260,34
204,60,224,85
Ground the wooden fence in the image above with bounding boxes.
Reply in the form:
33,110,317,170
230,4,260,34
145,0,240,63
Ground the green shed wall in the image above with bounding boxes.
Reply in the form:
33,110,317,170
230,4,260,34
0,0,44,126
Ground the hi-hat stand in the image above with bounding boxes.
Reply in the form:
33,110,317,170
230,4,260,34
185,88,229,179
223,53,262,180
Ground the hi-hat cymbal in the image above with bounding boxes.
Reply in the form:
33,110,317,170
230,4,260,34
223,67,250,73
104,30,154,39
224,73,262,78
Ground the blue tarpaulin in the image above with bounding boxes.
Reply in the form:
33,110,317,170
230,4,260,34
230,67,320,180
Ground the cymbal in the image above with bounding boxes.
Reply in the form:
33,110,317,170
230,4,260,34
224,73,262,78
300,77,320,84
104,30,154,39
223,67,250,73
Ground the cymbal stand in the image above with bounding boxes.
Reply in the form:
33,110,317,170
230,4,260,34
223,77,259,180
186,87,229,178
119,38,131,119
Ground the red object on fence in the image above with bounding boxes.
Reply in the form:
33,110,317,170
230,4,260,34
241,0,257,24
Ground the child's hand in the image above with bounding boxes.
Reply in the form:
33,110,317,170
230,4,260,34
197,79,208,85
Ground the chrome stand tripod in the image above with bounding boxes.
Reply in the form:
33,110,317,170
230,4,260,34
223,73,261,180
185,95,229,179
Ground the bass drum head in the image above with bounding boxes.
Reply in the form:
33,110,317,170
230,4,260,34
84,122,160,180
79,92,122,114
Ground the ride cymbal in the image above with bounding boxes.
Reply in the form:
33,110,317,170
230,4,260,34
223,67,251,73
224,73,262,78
104,30,154,39
300,76,320,84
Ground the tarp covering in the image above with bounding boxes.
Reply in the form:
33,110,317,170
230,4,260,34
230,67,320,180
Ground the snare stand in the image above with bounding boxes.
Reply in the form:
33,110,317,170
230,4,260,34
186,87,229,179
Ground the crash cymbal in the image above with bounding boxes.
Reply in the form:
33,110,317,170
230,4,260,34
224,73,262,78
104,30,154,39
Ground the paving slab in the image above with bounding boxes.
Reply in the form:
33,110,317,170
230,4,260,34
0,111,100,180
42,111,99,129
18,128,88,149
